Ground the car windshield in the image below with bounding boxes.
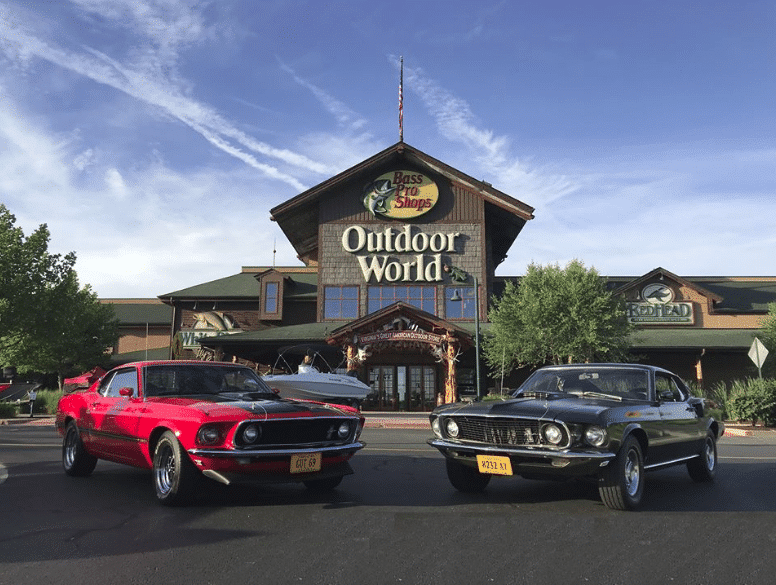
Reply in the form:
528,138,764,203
143,365,275,398
515,368,650,401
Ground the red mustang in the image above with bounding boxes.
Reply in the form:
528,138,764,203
56,361,365,505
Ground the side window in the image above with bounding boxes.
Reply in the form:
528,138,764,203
102,369,138,398
655,374,686,402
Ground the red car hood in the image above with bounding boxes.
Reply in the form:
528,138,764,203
146,396,358,420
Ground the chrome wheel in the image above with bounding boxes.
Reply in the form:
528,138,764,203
624,447,641,497
152,430,199,505
62,421,97,477
154,442,175,497
598,435,644,511
688,431,718,482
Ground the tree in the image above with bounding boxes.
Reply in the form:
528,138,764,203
0,204,119,386
483,260,633,376
758,302,776,377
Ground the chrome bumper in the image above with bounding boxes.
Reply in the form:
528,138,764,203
428,438,615,462
189,441,365,458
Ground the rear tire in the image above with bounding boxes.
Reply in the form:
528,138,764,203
598,435,644,511
153,431,200,506
62,421,97,477
446,459,491,493
687,431,717,482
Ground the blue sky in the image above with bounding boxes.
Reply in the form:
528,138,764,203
1,0,774,298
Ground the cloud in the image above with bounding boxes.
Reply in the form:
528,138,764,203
0,2,331,189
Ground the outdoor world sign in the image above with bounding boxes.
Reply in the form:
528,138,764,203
362,170,439,219
626,283,694,325
341,225,461,283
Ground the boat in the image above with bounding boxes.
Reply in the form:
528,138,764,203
262,345,371,407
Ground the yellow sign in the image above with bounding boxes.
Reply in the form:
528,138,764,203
363,171,439,219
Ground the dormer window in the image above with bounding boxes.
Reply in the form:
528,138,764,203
260,275,284,320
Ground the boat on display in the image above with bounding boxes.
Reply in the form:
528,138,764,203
262,345,371,407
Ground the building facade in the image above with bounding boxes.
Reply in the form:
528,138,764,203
138,141,775,410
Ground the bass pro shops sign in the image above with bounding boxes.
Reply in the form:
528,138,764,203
626,283,694,325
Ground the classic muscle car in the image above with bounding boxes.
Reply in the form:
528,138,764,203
56,361,365,505
428,364,723,510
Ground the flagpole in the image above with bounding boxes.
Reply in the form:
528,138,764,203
399,56,404,142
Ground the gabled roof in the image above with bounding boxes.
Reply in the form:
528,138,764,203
327,301,473,349
613,267,723,302
102,300,172,324
160,267,318,301
270,141,534,264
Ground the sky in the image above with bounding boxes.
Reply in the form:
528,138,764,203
1,0,775,298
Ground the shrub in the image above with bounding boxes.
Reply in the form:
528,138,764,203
728,378,776,426
0,401,18,418
32,389,64,414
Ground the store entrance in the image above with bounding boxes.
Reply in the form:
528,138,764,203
364,365,437,411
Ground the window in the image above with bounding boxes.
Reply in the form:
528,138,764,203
367,285,436,314
259,274,284,320
100,368,138,397
264,282,278,314
324,286,359,319
445,286,475,319
655,374,686,402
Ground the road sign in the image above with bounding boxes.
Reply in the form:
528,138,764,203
748,337,769,377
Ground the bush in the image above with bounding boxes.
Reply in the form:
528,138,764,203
728,378,776,426
0,401,18,418
33,389,63,414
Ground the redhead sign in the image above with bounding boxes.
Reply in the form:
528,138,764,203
362,171,439,219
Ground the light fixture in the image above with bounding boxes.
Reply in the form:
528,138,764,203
450,277,481,400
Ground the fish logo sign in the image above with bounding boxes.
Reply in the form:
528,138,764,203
642,283,674,304
362,171,439,219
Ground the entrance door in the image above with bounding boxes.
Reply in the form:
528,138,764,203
365,365,437,411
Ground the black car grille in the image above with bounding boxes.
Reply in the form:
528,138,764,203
452,416,564,447
234,418,355,448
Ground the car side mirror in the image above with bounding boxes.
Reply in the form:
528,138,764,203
119,387,135,398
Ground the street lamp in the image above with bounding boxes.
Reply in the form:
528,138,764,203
451,275,481,400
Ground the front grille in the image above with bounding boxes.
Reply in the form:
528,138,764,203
234,418,354,448
451,416,566,448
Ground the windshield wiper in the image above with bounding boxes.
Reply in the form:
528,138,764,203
570,391,623,402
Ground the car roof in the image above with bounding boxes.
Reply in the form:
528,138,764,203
535,363,671,375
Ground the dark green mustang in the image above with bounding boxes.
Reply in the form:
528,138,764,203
428,364,723,510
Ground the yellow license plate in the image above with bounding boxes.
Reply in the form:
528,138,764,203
290,452,322,474
476,455,513,476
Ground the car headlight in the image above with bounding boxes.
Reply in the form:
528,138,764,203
337,421,351,439
196,425,221,446
445,418,460,438
584,425,607,447
542,423,564,445
431,416,442,438
242,423,262,444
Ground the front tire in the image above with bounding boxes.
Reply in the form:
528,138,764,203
687,431,717,482
62,421,97,477
598,435,644,511
153,431,200,506
445,459,491,493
